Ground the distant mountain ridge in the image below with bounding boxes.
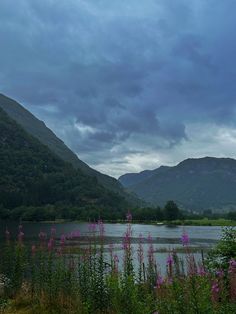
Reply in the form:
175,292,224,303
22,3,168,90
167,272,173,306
119,157,236,211
0,93,138,203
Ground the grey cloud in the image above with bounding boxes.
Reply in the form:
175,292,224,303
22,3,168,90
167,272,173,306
0,0,236,176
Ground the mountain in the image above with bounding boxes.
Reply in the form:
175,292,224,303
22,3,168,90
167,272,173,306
119,166,170,187
119,157,236,211
0,93,136,201
0,106,129,218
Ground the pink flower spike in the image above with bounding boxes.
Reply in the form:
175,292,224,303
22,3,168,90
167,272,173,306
88,223,97,233
211,281,220,293
51,226,56,237
229,259,236,268
147,233,152,243
198,266,207,276
156,275,164,288
166,254,174,266
48,238,54,251
181,232,189,246
60,234,66,247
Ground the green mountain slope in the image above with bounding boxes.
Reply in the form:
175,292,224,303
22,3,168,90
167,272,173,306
0,107,129,214
119,157,236,211
0,93,126,195
119,166,170,187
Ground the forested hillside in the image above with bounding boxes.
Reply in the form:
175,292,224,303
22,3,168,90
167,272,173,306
119,158,236,211
0,107,129,219
0,94,129,196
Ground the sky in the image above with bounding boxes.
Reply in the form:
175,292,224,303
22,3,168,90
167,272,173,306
1,0,236,178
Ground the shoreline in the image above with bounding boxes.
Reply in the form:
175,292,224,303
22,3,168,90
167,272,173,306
1,218,236,226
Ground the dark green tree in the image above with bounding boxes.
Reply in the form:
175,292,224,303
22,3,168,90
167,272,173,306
163,200,181,221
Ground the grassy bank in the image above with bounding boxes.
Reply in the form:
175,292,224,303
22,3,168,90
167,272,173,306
166,218,236,226
0,220,235,313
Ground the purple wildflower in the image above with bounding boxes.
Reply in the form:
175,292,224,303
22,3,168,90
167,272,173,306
156,275,164,288
229,259,236,273
51,226,56,237
88,223,97,233
198,266,207,276
216,269,224,278
181,232,189,246
229,259,236,268
60,234,66,247
211,281,220,295
48,238,54,251
166,254,174,267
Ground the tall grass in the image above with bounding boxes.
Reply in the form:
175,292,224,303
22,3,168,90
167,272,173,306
0,217,235,314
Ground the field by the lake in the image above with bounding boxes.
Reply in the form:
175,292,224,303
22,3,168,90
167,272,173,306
0,217,235,314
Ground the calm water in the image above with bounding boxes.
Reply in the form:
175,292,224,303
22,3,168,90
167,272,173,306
0,221,222,273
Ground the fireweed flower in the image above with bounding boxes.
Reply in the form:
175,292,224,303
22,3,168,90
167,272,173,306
156,275,164,288
228,259,236,300
166,254,174,267
211,280,220,302
60,234,66,247
229,259,236,270
88,223,97,233
51,226,56,237
74,230,80,238
198,266,207,276
48,238,54,251
216,269,224,278
181,232,189,246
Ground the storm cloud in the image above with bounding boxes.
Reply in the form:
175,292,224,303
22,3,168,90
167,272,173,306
1,0,236,177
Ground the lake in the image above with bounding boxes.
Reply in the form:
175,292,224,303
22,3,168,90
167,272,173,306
0,221,222,273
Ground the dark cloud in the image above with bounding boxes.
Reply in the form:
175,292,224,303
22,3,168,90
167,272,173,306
0,0,236,176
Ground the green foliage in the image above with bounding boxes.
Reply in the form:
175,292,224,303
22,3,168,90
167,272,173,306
0,108,129,217
228,211,236,221
121,157,236,211
206,227,236,271
0,224,236,313
163,200,182,221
